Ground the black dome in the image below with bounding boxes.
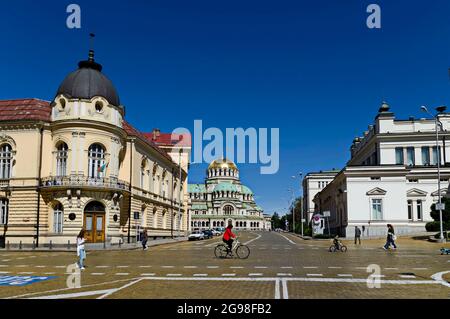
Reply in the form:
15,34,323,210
56,51,121,107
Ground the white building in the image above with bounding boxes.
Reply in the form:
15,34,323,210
302,170,339,222
313,102,449,238
188,159,267,231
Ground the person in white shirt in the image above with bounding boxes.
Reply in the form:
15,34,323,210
77,229,86,270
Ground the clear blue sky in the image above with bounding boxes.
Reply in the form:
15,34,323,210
1,0,450,215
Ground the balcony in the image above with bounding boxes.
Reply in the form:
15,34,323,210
40,175,130,191
0,179,9,188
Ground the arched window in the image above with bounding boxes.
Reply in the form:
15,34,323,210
53,203,64,233
0,144,13,179
140,159,147,190
0,198,8,225
153,208,157,228
88,144,106,179
223,205,234,215
56,143,68,177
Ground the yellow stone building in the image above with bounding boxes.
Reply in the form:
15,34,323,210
0,50,190,247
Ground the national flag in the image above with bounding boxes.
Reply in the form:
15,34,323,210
98,162,109,173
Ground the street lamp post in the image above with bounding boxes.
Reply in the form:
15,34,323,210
421,105,447,243
177,149,182,238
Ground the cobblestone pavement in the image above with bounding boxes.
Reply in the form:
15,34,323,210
0,231,449,299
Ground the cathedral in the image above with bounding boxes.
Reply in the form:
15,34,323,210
188,159,271,231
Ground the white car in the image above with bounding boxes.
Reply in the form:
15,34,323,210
211,230,221,236
188,231,205,241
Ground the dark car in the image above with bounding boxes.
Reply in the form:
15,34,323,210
202,230,213,239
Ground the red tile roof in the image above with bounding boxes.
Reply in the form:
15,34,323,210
0,98,51,122
142,132,192,147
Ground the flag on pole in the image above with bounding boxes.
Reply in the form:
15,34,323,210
98,162,109,173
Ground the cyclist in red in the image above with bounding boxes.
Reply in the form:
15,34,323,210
222,224,236,253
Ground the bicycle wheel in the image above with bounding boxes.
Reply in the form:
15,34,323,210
214,244,229,258
340,245,347,252
236,244,250,259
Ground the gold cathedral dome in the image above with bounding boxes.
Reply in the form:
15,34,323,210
208,158,238,170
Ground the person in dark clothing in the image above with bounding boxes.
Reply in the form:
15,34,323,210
142,228,148,251
354,226,362,245
383,224,397,250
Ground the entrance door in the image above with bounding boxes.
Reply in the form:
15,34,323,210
84,201,106,243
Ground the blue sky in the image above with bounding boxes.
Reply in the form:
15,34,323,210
1,0,450,215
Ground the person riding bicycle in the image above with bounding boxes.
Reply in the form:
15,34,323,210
333,235,342,250
222,224,236,253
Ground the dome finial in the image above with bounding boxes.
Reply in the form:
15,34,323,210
88,33,95,62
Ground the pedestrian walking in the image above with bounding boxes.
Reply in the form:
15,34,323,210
383,224,397,250
76,229,87,270
354,226,362,245
142,228,149,250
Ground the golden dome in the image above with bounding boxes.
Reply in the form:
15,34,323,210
208,158,238,170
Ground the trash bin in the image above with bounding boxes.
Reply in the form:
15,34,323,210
0,236,5,249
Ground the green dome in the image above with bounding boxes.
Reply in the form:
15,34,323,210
241,185,253,195
214,182,239,192
188,184,206,193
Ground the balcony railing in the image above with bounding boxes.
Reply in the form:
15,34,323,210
41,175,130,191
0,179,9,188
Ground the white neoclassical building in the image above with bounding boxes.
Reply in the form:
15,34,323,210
188,159,269,231
313,102,450,238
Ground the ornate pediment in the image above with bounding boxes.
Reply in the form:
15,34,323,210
366,187,387,196
431,189,447,197
407,188,428,197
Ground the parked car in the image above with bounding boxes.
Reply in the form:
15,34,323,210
211,229,221,236
202,230,213,239
188,231,205,241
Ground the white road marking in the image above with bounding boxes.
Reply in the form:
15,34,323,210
54,266,66,268
249,273,263,276
2,260,11,262
307,274,323,277
44,272,55,275
162,266,175,268
384,268,398,270
193,274,208,277
18,272,34,274
166,274,182,277
255,266,268,269
281,279,289,300
277,273,292,277
281,267,293,269
207,266,219,269
413,268,428,270
141,273,155,276
97,278,144,300
399,275,416,279
337,274,353,277
0,265,8,267
328,266,342,269
35,266,45,268
222,274,236,277
244,233,262,245
275,279,281,299
278,233,296,245
91,273,105,276
15,265,28,268
96,266,110,268
0,271,10,274
230,266,243,269
303,266,318,269
183,266,198,269
115,273,130,276
30,289,114,299
139,266,152,268
431,270,450,288
117,266,129,268
355,267,367,270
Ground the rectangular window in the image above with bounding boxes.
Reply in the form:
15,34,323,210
416,200,422,221
406,147,415,166
407,200,413,220
0,199,8,225
395,147,404,165
53,211,63,233
371,199,383,220
421,147,430,165
431,146,441,165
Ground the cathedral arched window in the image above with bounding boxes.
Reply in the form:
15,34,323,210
223,205,234,215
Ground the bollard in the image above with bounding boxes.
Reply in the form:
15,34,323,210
67,240,70,250
49,240,52,250
119,239,122,248
6,241,9,250
32,240,36,250
103,241,106,249
19,241,22,250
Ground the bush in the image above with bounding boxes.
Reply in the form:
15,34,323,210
313,234,332,239
426,221,450,232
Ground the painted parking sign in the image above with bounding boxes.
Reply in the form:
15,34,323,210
0,275,56,286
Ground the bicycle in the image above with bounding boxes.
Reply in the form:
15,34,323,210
329,242,347,252
214,238,250,259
